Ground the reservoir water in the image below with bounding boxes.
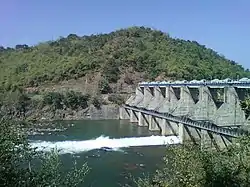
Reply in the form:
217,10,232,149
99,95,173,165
29,120,179,187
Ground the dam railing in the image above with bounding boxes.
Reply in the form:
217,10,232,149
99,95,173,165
123,104,249,138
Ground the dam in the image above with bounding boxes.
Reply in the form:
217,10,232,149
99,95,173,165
120,78,250,150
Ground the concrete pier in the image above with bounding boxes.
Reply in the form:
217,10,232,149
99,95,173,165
172,87,196,116
148,87,165,110
138,87,154,107
138,112,148,126
158,87,179,112
120,81,250,149
213,87,246,126
130,110,138,123
129,87,144,106
193,87,217,121
148,116,160,131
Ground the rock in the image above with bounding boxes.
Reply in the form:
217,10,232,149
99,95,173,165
1,104,119,121
139,164,145,167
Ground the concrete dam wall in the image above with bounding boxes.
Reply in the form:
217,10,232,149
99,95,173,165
120,81,250,150
124,86,249,126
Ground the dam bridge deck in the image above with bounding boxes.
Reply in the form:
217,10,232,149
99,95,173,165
123,104,248,138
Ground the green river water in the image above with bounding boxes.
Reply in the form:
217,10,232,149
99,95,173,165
29,120,174,187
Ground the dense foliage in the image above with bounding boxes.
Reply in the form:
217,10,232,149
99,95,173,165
0,117,89,186
0,27,249,91
135,136,250,187
240,97,250,118
0,89,95,119
43,91,90,110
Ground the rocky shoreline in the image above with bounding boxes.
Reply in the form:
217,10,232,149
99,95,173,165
1,104,120,135
26,122,74,135
30,104,120,121
1,104,120,122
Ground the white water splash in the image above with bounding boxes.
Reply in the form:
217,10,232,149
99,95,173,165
30,135,180,154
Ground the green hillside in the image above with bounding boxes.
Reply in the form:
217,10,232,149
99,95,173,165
0,26,249,91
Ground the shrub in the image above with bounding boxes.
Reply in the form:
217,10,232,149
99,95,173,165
98,78,111,94
135,137,250,187
0,90,31,117
64,91,90,109
240,96,250,118
91,96,102,109
42,91,90,110
0,117,89,186
102,59,120,83
43,92,64,110
108,94,125,105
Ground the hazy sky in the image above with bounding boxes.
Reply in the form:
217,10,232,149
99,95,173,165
1,0,249,69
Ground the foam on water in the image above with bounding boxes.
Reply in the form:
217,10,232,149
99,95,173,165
30,135,180,154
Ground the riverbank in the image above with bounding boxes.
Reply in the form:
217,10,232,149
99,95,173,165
0,104,120,122
1,104,120,135
27,104,120,121
0,89,124,122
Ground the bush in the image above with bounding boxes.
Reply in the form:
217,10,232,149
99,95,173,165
240,96,250,118
1,90,91,116
102,59,120,83
64,91,90,109
30,94,44,109
0,117,89,186
43,92,64,110
98,78,111,94
91,96,102,109
108,94,125,105
135,137,250,187
42,91,90,110
0,90,31,117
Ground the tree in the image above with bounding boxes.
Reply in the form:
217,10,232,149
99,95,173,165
0,117,89,187
43,92,64,110
98,78,111,94
240,96,250,118
148,145,206,187
0,26,249,91
135,136,250,187
0,89,30,118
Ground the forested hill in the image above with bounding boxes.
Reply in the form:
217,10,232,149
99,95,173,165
0,26,249,91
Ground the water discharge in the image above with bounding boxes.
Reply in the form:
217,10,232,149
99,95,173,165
30,135,180,154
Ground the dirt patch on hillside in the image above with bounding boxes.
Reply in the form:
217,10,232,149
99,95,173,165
26,69,148,95
36,73,102,94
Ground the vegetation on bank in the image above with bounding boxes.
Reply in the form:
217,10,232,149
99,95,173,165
0,89,88,117
240,97,250,118
0,87,125,119
0,117,89,187
2,115,250,187
135,137,250,187
0,26,250,92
